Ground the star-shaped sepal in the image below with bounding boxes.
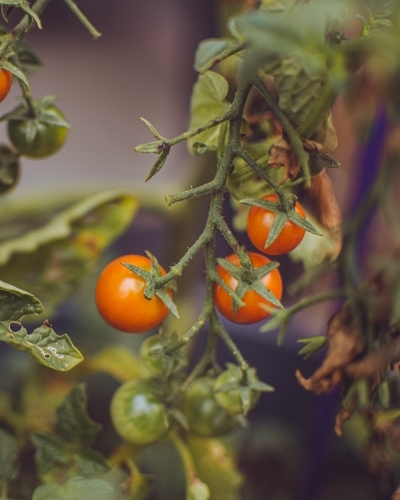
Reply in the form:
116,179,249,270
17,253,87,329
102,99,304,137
147,329,187,378
216,257,283,314
240,193,322,249
122,251,179,318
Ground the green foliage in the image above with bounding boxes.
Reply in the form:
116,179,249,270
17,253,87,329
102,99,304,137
188,71,230,155
0,190,138,318
32,477,116,500
0,280,83,371
0,428,19,483
31,385,110,484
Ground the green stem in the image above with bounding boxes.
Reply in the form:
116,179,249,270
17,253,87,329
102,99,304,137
285,289,346,317
12,0,52,40
63,0,101,39
254,76,311,186
16,73,36,117
0,480,7,500
218,322,249,371
198,41,247,75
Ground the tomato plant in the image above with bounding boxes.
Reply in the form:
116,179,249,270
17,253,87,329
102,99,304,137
95,254,173,334
111,379,170,445
214,252,283,324
246,193,307,255
2,0,400,498
0,68,12,103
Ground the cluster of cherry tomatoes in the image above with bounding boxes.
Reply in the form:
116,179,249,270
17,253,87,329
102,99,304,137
95,193,306,331
0,67,69,171
95,194,307,443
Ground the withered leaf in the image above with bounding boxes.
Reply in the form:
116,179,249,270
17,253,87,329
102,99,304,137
306,169,342,257
296,304,364,394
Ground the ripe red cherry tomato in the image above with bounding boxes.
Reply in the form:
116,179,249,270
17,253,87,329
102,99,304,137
214,252,282,324
0,68,12,103
95,254,172,334
246,194,306,255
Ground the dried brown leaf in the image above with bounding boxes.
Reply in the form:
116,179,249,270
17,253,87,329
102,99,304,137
296,305,364,394
306,169,343,256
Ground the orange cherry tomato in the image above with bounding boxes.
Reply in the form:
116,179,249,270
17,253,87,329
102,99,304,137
95,254,171,334
0,68,12,103
246,194,306,255
214,252,282,324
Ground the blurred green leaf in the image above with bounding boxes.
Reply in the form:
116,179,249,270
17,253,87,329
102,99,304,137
81,346,146,382
0,190,139,319
0,280,83,371
194,39,233,71
188,71,230,154
56,385,101,448
0,428,19,482
32,386,110,484
32,476,116,500
187,436,242,500
297,335,328,359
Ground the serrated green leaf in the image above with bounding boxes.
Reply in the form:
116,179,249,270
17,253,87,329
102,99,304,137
0,428,19,482
194,38,233,71
188,71,229,154
188,436,242,500
56,385,101,447
31,432,71,483
0,190,138,319
0,280,83,370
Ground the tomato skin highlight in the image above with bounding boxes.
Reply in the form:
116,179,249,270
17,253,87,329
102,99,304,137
183,377,237,437
246,194,306,255
214,252,282,324
95,254,171,334
111,379,169,445
7,105,68,158
0,68,12,103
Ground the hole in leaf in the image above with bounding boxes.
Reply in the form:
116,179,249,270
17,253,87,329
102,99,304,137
9,322,22,333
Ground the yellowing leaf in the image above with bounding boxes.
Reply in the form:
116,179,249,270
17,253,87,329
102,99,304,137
0,190,139,318
188,72,230,154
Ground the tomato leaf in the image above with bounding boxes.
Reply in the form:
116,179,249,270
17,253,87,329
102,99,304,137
32,477,116,500
0,428,19,482
56,385,101,448
32,386,110,484
0,190,138,319
194,38,233,71
188,71,230,154
187,436,242,500
0,280,83,371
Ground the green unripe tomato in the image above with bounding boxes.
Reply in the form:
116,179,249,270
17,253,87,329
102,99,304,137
0,144,20,195
214,364,260,415
183,377,237,437
7,105,69,159
111,379,169,445
139,335,180,375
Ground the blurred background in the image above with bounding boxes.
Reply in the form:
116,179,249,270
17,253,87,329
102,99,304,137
0,1,392,499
